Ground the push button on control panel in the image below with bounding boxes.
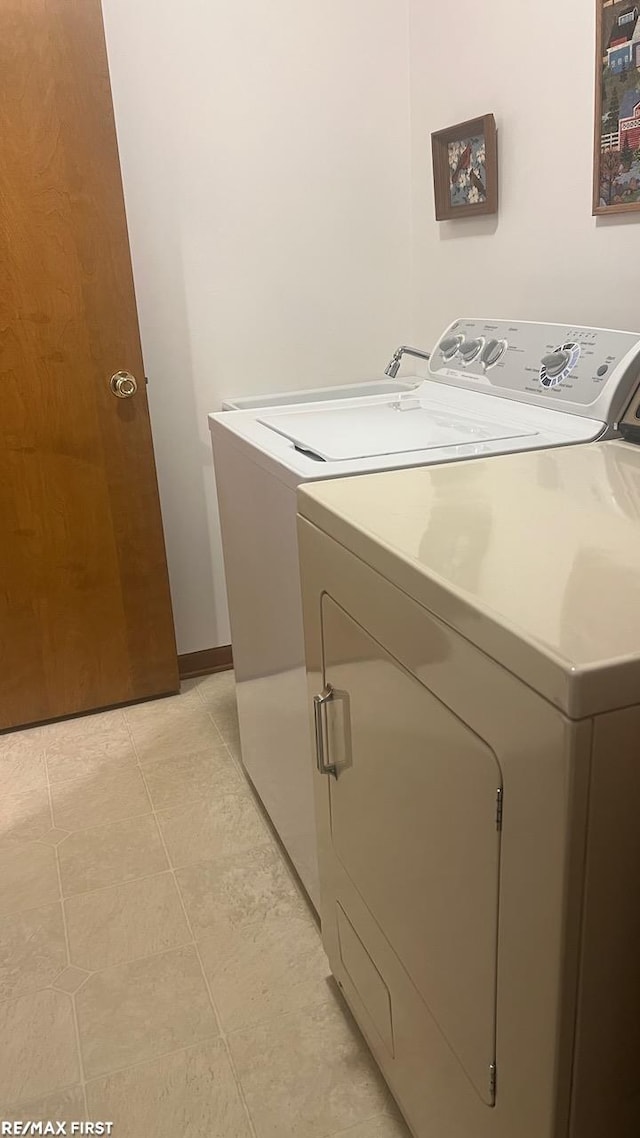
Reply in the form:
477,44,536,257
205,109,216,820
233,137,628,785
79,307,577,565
597,364,609,377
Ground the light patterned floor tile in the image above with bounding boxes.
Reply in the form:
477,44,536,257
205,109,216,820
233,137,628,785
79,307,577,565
123,684,202,729
0,842,59,916
125,703,221,767
157,791,267,867
0,903,67,1001
58,814,167,897
50,765,151,832
0,671,404,1138
0,727,45,767
0,743,47,796
176,844,306,937
86,1038,251,1138
76,945,218,1078
0,989,80,1106
195,671,242,758
52,966,90,994
0,1085,85,1127
194,669,236,713
327,1112,411,1138
198,909,329,1032
44,708,137,784
229,998,391,1138
219,722,242,762
0,734,48,846
65,872,191,971
0,783,52,845
37,827,71,847
142,747,242,811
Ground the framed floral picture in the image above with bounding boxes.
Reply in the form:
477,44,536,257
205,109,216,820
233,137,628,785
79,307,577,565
593,0,640,214
431,114,498,221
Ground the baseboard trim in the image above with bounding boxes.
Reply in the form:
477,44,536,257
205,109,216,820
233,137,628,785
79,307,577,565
178,645,233,680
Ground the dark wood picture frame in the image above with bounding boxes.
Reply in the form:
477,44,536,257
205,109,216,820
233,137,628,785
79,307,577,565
431,113,498,221
593,0,640,215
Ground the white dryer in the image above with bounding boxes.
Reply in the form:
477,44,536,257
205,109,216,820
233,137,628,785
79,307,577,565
209,317,640,908
296,416,640,1138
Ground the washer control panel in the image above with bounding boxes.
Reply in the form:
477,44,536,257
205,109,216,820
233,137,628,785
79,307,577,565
429,318,640,416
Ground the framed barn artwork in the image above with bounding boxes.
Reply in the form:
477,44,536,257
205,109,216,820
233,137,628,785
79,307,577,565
431,114,498,221
594,1,640,214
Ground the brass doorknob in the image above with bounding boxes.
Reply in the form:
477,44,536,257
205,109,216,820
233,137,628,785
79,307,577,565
110,371,138,398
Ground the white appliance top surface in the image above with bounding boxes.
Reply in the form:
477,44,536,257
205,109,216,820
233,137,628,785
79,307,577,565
209,317,640,483
257,400,533,461
210,380,604,487
298,441,640,719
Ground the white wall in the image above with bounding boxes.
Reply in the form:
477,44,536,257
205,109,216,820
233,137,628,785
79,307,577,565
409,0,640,343
104,0,629,656
101,0,413,653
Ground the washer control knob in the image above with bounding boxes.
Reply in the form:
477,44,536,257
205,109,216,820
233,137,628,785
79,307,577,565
481,338,507,369
459,337,484,364
439,334,463,360
541,350,571,378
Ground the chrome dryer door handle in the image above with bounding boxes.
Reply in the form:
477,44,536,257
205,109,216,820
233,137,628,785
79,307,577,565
313,685,336,777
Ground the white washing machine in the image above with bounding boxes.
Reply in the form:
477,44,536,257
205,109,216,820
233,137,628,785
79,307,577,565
209,317,640,908
296,395,640,1137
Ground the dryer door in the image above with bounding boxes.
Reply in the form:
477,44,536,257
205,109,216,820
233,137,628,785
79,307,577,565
319,594,502,1106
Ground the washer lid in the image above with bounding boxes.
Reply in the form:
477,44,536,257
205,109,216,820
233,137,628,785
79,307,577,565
258,401,535,461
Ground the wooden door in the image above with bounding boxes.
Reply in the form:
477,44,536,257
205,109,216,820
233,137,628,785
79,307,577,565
0,0,178,730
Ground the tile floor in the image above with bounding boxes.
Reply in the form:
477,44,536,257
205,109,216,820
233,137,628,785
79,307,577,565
0,671,410,1138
